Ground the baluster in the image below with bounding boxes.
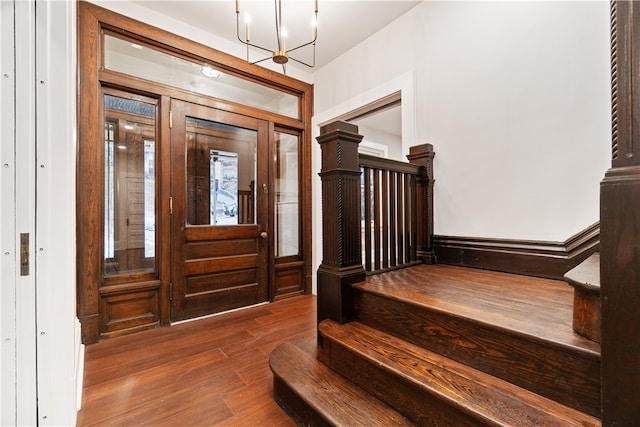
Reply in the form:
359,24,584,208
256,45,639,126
397,172,404,265
363,167,372,272
389,170,397,268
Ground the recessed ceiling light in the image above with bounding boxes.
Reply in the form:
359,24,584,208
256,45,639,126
130,43,143,50
201,65,221,78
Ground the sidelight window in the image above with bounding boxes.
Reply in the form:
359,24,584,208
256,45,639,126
275,131,300,257
103,94,157,275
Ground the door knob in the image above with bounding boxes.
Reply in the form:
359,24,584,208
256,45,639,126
260,231,268,239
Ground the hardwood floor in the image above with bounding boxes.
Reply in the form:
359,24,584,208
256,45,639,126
77,295,316,427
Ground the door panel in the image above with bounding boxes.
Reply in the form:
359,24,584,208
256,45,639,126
170,100,269,321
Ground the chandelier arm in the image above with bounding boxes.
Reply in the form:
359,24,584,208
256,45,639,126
250,57,274,65
288,55,315,68
286,38,316,54
236,9,276,54
236,12,246,44
243,41,275,54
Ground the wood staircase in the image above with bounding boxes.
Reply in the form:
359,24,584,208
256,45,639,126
270,122,605,425
270,264,602,426
564,252,601,344
271,2,640,421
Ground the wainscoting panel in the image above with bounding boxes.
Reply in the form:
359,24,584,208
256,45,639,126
434,223,599,280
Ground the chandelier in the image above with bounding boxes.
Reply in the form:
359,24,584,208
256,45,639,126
236,0,318,74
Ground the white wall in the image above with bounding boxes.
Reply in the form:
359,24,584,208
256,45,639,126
358,125,403,160
313,1,611,244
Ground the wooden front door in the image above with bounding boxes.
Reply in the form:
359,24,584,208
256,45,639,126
170,100,269,321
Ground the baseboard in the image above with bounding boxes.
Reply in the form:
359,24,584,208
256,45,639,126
75,317,85,412
433,223,599,280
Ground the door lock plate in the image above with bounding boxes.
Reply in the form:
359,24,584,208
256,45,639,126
20,233,29,276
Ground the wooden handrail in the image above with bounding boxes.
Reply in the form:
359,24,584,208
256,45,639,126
359,153,422,175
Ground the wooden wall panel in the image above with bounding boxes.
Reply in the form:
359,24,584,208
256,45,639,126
99,283,160,339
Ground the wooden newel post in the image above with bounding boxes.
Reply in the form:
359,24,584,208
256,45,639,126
600,2,640,424
316,121,366,328
407,144,435,264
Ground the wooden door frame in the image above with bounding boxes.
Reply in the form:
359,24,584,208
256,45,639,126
77,1,313,344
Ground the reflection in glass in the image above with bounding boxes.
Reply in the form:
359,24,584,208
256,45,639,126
275,131,299,257
104,34,299,119
186,117,257,226
104,94,156,275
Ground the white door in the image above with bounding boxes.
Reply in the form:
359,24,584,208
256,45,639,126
1,1,38,425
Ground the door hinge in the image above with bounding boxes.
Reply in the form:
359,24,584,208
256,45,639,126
169,282,173,301
169,196,173,215
169,110,173,129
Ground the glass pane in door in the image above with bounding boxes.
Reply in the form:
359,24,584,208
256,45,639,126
103,94,156,275
275,131,299,257
186,117,257,226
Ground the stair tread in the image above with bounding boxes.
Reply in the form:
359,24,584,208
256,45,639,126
564,252,600,293
354,264,600,354
270,337,417,427
320,319,601,427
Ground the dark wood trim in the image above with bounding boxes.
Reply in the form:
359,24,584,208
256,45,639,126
99,69,305,132
158,95,171,326
600,2,640,423
301,84,314,295
434,222,600,280
407,144,435,264
77,2,102,344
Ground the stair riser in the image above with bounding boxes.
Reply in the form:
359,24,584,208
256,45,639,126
273,376,333,427
355,291,601,418
318,339,485,427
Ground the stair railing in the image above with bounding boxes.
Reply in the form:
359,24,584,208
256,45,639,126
360,148,434,273
316,121,434,327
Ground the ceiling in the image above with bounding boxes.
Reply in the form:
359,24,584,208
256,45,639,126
132,0,422,70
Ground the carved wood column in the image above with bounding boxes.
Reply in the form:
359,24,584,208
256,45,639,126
316,121,365,327
600,1,640,424
407,144,435,264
